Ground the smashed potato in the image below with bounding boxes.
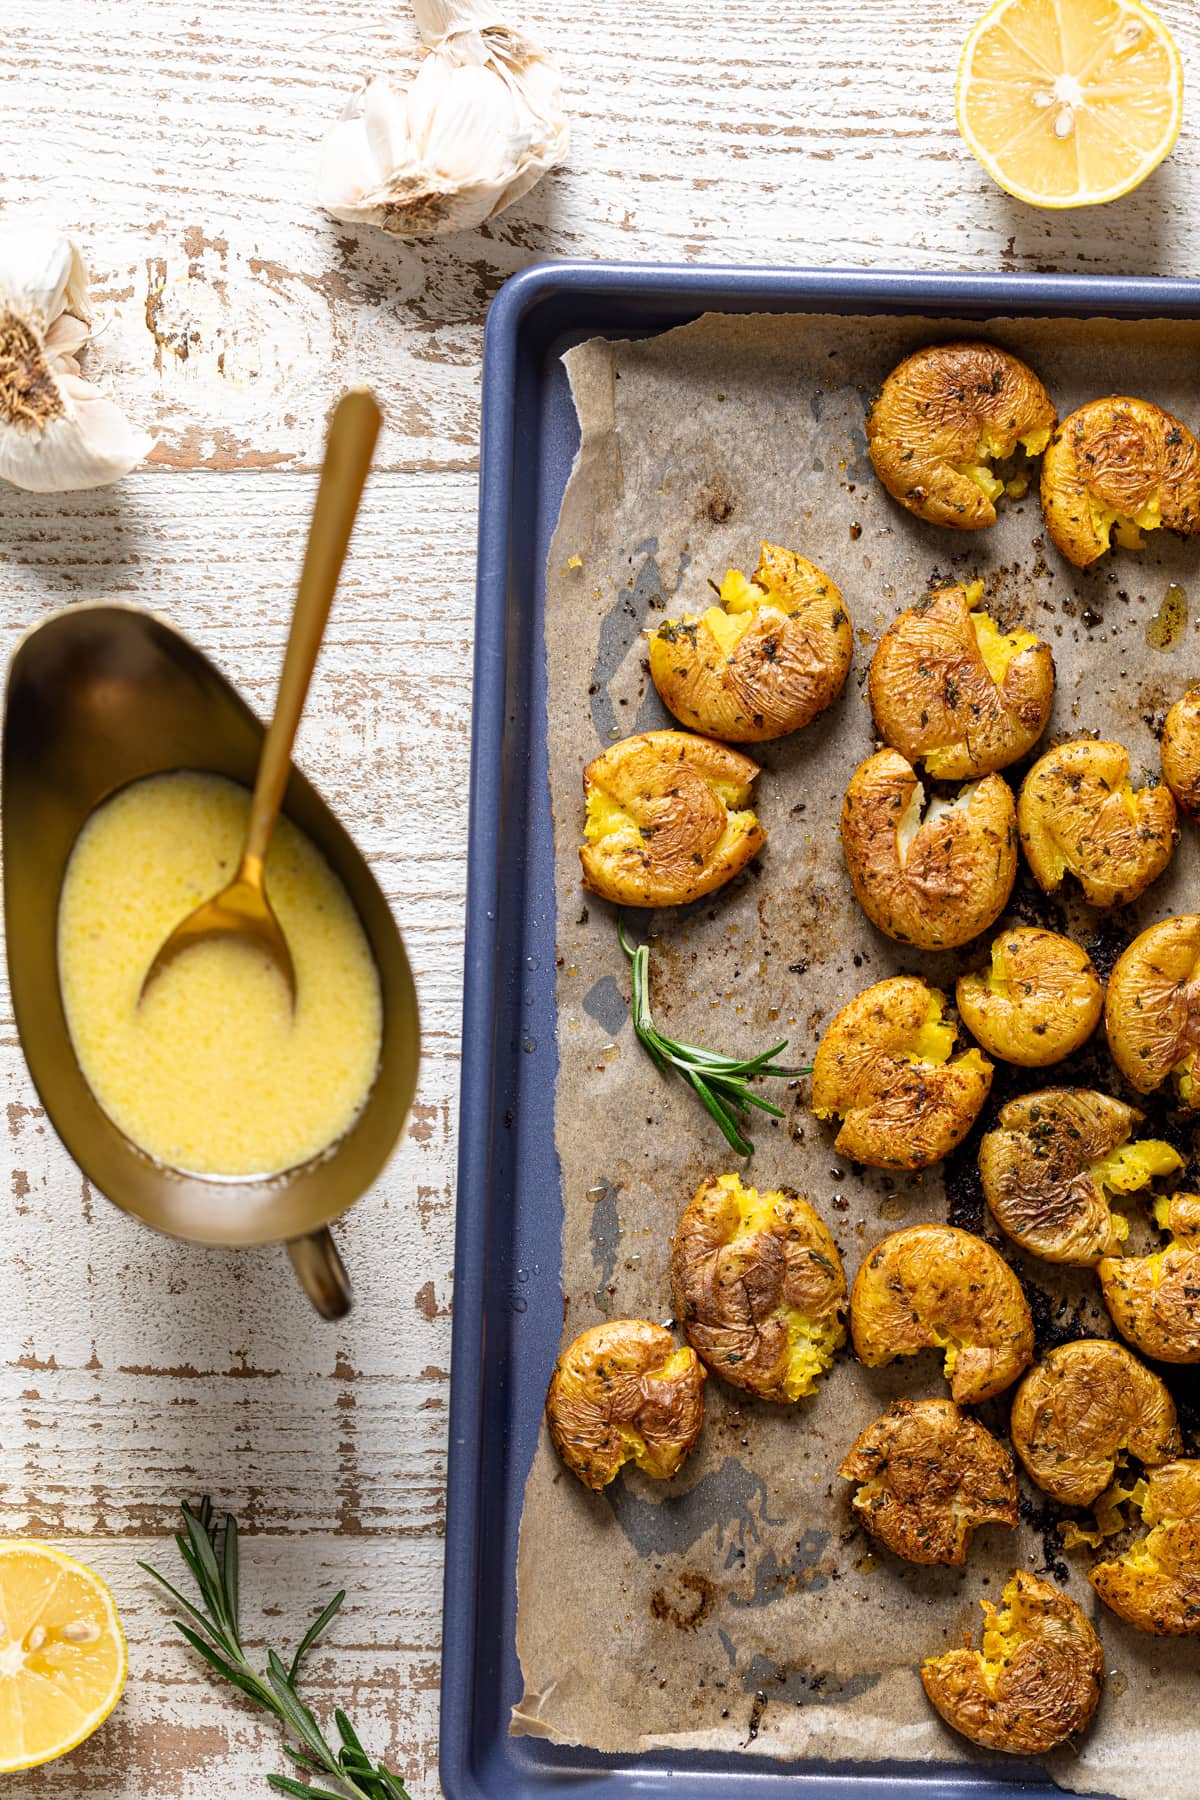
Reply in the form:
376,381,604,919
839,1398,1017,1566
1090,1459,1200,1636
868,583,1055,778
978,1088,1184,1265
866,341,1056,530
670,1172,846,1403
840,750,1017,950
1041,396,1200,569
850,1224,1033,1404
647,542,852,742
1099,1192,1200,1364
1161,688,1200,820
956,928,1102,1067
921,1570,1104,1755
811,977,992,1170
1017,739,1177,908
579,730,765,908
545,1319,706,1491
1010,1340,1181,1507
1105,914,1200,1107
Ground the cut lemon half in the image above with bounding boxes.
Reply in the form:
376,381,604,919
957,0,1184,208
0,1541,127,1771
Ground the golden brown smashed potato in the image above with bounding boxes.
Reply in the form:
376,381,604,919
647,542,852,743
921,1570,1104,1755
670,1173,846,1403
839,1398,1017,1566
868,583,1055,778
956,928,1102,1067
545,1319,706,1492
1099,1192,1200,1364
840,750,1016,950
1105,914,1200,1107
1041,396,1200,569
1161,688,1200,820
811,977,992,1170
579,730,765,908
1090,1459,1200,1636
978,1088,1183,1266
1010,1339,1181,1507
1017,739,1177,908
866,341,1056,531
850,1223,1033,1404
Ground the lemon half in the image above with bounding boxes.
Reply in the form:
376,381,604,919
0,1541,127,1772
957,0,1183,208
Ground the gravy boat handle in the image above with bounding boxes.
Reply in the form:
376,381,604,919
288,1228,353,1318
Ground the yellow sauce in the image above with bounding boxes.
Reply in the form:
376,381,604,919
57,771,382,1178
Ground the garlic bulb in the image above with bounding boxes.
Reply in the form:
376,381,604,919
0,228,152,493
317,0,568,237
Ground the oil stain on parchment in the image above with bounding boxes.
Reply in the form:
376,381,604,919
741,1653,881,1706
589,1177,620,1309
729,1528,834,1608
588,541,687,746
608,1455,782,1559
583,976,627,1037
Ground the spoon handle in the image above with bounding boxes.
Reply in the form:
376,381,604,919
288,1228,353,1319
240,389,383,878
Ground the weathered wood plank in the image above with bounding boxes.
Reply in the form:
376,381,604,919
4,1,1200,473
0,1536,444,1799
6,0,1200,1791
0,469,464,1790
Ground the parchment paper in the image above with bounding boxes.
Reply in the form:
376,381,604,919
512,312,1200,1796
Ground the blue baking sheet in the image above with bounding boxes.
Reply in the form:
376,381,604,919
440,262,1200,1800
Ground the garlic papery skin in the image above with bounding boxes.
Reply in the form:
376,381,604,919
0,227,152,494
317,0,568,237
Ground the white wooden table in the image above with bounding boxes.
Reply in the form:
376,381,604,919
3,1,1200,1793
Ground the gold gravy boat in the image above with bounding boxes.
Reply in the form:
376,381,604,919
2,601,420,1318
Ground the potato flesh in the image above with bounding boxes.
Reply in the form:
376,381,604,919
584,789,638,840
971,613,1039,685
614,1346,696,1472
956,427,1053,506
908,1003,957,1066
664,570,778,660
976,1566,1084,1684
979,1594,1024,1685
1088,494,1162,553
723,1174,842,1401
1062,1475,1150,1550
1090,1140,1184,1203
961,460,1005,504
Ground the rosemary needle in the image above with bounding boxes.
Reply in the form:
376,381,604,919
141,1499,411,1800
618,919,803,1157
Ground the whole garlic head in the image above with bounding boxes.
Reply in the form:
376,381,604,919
0,228,152,492
317,0,568,237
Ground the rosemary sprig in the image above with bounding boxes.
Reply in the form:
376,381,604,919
618,919,805,1156
141,1499,411,1800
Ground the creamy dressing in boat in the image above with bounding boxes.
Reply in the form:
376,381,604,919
57,771,382,1177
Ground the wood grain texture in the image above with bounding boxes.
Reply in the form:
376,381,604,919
3,0,1200,1791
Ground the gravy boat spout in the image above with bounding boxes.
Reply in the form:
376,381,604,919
2,602,420,1318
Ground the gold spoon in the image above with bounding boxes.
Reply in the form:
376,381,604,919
139,388,382,1006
